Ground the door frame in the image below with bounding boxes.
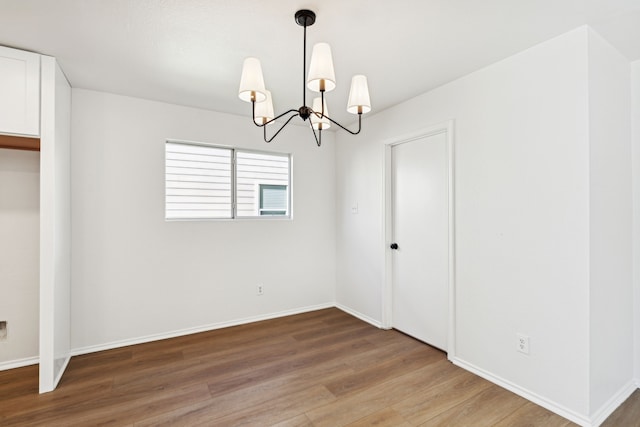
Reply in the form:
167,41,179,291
382,120,456,358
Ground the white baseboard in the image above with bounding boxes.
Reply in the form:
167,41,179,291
590,380,638,427
335,303,383,328
71,303,335,356
2,303,367,370
0,356,39,371
451,357,592,427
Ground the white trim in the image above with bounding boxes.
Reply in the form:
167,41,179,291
0,356,39,371
38,57,72,394
382,140,392,329
452,357,591,427
381,120,456,357
71,303,334,356
0,45,40,136
52,356,71,390
39,55,55,394
589,380,638,427
335,303,385,329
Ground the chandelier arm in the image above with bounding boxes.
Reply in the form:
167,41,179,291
325,112,363,135
309,122,322,147
251,101,298,128
260,108,299,127
263,112,300,143
308,108,363,135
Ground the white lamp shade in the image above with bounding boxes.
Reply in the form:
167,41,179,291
238,57,266,103
347,75,371,114
307,43,336,93
254,90,274,125
310,97,330,130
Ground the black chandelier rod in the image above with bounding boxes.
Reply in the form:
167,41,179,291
310,124,322,147
303,17,307,108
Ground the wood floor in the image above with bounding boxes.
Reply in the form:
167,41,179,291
0,308,638,426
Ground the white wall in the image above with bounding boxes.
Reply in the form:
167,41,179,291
337,27,593,420
0,148,39,368
586,29,634,417
70,89,336,352
39,57,72,392
632,60,640,385
335,131,386,322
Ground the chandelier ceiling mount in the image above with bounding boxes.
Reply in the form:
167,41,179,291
294,9,316,27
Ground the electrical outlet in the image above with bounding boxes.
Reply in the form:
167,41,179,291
0,321,6,341
256,284,264,296
516,333,529,354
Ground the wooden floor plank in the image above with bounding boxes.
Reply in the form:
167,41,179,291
133,399,216,427
418,384,529,426
45,383,211,427
1,378,115,425
1,308,636,426
352,332,428,371
137,358,353,426
305,359,460,426
323,345,442,397
0,365,38,399
195,384,336,427
493,401,575,427
601,389,640,427
206,336,374,398
270,413,315,427
392,368,493,425
345,407,413,427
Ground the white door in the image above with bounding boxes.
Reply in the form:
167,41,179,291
391,132,449,350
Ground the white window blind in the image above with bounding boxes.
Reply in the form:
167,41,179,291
165,142,232,219
165,141,291,220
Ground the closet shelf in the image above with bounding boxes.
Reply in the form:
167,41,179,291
0,134,40,151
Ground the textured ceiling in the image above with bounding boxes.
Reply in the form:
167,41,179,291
0,0,638,127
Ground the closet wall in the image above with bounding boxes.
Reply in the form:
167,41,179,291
0,46,72,393
0,45,41,370
0,148,39,368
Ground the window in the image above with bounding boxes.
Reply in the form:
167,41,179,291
236,151,290,218
165,141,290,220
259,184,288,216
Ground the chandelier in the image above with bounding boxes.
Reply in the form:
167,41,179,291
238,9,371,146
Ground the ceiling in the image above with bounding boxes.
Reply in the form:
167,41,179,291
0,0,639,127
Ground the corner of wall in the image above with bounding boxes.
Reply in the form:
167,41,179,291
38,55,72,393
586,25,635,417
631,60,640,386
